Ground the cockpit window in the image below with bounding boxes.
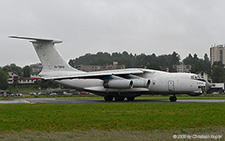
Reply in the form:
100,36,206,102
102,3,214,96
190,75,206,82
191,75,201,80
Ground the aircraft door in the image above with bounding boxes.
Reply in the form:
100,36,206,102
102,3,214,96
168,80,175,91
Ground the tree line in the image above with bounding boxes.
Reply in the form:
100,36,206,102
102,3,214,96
0,64,32,90
0,64,59,90
69,51,181,71
69,51,211,74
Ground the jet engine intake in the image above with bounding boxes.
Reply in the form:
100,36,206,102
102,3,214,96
103,79,133,89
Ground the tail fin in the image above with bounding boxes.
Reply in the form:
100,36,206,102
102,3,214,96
9,36,80,73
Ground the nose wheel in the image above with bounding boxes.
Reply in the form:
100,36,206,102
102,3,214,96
169,95,177,102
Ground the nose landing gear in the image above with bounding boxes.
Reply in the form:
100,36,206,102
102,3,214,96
169,95,177,102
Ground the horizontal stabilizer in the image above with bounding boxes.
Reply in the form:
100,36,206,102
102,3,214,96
9,36,62,43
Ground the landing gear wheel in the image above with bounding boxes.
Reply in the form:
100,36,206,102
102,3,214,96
104,96,113,101
169,95,177,102
127,97,135,101
115,96,125,101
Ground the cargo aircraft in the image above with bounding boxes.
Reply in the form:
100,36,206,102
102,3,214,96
9,36,209,102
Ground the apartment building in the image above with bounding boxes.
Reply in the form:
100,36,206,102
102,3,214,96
210,44,225,66
173,64,191,73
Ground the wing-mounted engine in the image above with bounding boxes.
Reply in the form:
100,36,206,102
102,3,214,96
120,74,150,88
103,75,133,89
132,79,150,88
102,74,150,89
103,79,133,89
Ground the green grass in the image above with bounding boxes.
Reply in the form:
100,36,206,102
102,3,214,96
0,103,224,132
8,85,41,94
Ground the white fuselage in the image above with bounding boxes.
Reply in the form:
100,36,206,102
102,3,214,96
55,69,206,97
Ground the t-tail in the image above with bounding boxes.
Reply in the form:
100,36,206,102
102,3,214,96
9,36,82,77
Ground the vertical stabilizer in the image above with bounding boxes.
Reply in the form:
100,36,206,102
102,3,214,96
9,36,80,73
31,41,75,72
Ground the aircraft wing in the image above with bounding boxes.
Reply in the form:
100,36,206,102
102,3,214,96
41,68,151,80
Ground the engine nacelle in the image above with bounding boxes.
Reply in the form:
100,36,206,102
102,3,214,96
103,79,133,89
132,79,150,88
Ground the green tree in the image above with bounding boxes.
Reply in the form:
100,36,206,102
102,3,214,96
0,68,8,90
183,54,193,65
211,66,225,83
203,53,211,75
146,62,161,70
171,51,180,65
3,63,22,75
183,53,211,74
22,65,31,77
212,61,224,67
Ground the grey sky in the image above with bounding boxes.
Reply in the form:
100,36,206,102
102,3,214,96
1,0,225,67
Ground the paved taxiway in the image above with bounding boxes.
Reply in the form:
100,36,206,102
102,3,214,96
0,97,225,104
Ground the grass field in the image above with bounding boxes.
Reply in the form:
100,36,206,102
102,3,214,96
0,103,224,132
0,102,224,140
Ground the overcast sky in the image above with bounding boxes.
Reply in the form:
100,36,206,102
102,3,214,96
1,0,225,67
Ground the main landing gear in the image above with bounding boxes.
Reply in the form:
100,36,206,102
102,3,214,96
104,95,113,101
169,95,177,102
